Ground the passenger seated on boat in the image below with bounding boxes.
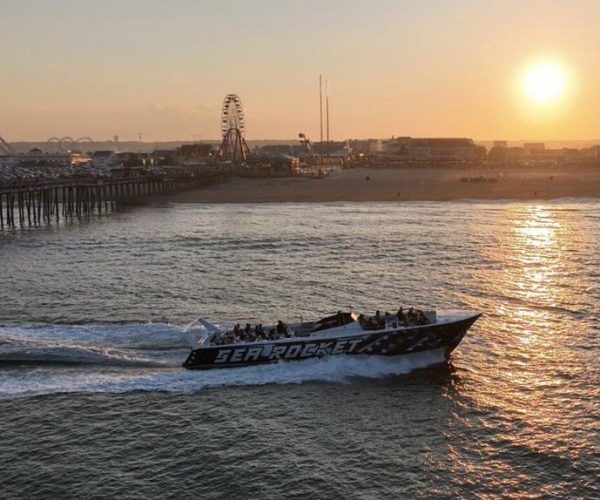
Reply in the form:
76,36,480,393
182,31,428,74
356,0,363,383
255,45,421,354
276,320,289,337
238,323,248,341
246,327,257,342
385,311,393,325
397,307,405,323
375,310,385,328
416,310,429,325
384,312,398,328
256,323,265,340
406,308,416,325
358,314,367,328
397,307,428,327
365,316,379,330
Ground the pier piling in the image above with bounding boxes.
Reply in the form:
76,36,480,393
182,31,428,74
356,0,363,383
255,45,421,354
0,172,222,230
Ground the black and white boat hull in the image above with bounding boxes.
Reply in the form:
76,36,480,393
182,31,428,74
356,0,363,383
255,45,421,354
183,311,481,370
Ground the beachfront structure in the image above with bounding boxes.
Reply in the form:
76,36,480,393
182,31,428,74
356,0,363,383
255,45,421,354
383,137,485,162
312,141,348,157
92,150,118,170
1,149,88,169
176,143,215,164
347,139,383,155
257,144,310,159
116,152,151,168
583,146,600,163
487,142,600,167
151,150,178,166
524,142,546,152
251,147,302,169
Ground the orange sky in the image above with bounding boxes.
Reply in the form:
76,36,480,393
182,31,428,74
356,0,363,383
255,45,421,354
1,0,599,142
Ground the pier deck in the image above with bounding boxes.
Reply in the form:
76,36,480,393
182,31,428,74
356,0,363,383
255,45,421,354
0,171,223,229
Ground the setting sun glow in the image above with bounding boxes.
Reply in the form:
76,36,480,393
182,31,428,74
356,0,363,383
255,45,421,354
523,61,568,104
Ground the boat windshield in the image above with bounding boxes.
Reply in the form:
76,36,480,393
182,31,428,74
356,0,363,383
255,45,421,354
311,312,357,332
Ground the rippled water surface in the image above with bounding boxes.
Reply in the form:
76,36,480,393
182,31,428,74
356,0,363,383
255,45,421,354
1,201,599,498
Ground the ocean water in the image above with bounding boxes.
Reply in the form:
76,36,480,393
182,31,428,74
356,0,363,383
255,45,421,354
0,201,598,498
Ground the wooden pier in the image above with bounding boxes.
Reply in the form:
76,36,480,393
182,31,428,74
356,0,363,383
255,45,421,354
0,172,222,230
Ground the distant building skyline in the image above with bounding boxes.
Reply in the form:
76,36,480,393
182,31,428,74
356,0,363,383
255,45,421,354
1,0,599,142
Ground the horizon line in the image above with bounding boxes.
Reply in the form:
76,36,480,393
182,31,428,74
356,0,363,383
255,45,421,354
6,137,600,143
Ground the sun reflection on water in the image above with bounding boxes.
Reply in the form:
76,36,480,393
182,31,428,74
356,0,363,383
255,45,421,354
443,203,598,492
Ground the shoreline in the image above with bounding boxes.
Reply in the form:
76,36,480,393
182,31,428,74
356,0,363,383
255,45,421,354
166,166,600,203
165,196,600,205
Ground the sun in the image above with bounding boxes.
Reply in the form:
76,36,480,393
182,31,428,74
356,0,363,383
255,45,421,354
523,61,567,104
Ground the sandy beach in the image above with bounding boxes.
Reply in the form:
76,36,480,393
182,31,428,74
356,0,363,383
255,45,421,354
168,166,600,203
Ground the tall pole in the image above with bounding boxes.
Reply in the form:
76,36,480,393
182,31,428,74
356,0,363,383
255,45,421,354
326,78,330,157
319,75,323,149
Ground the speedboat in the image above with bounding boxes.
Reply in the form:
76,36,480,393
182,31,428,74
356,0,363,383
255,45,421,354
182,308,481,370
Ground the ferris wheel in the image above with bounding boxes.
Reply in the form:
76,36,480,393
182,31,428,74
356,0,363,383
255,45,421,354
221,94,246,138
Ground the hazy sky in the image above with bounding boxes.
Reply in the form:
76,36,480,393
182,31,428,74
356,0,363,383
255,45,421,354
1,0,599,141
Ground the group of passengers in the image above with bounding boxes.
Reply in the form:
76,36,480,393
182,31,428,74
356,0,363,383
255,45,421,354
395,307,429,326
212,306,430,344
212,320,290,345
358,307,429,330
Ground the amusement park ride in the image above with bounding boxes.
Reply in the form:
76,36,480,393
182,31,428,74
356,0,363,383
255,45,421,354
298,132,312,154
216,93,317,166
0,135,13,155
46,136,94,152
0,134,94,156
218,94,250,163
